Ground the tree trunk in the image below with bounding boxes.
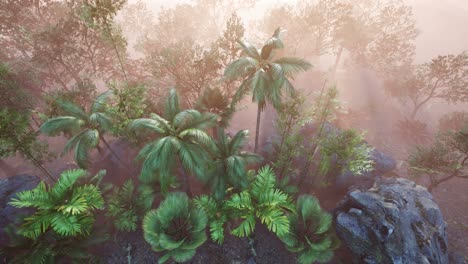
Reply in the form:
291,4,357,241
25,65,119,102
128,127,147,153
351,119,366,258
332,46,344,79
105,24,128,82
254,104,262,153
182,167,192,197
99,135,133,176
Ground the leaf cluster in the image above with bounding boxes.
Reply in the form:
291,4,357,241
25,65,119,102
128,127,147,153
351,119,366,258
9,169,105,239
106,179,148,232
279,195,339,264
142,192,207,264
195,166,294,244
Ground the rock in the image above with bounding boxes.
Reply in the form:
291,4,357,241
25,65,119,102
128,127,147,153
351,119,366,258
0,174,40,247
448,252,465,264
334,178,449,264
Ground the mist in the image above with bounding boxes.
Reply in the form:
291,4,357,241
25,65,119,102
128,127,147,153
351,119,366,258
1,0,467,262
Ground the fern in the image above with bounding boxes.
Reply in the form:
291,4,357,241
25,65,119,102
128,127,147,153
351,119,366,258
279,195,339,264
9,169,104,239
143,192,207,264
227,166,294,238
106,179,147,232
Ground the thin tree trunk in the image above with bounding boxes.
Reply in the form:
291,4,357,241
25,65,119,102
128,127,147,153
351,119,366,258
105,24,128,82
99,135,133,176
28,154,55,182
182,168,192,197
332,46,344,79
254,104,262,153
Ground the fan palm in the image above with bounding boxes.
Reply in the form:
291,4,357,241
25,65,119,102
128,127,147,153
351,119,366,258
279,195,339,264
9,169,105,239
39,91,120,169
224,27,312,152
203,128,262,200
143,192,207,264
128,88,217,194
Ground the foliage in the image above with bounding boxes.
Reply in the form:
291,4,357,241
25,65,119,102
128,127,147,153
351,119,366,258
409,123,468,191
386,52,468,119
195,87,235,129
318,129,374,179
0,63,53,180
279,195,339,264
43,79,98,118
107,82,149,137
202,128,262,200
224,27,312,152
9,169,105,239
128,88,217,193
39,90,114,168
196,166,295,243
227,166,295,238
438,111,468,132
272,92,311,179
143,192,207,264
106,179,148,232
0,224,108,264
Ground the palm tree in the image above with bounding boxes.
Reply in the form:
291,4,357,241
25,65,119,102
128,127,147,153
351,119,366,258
203,128,262,200
224,27,312,153
39,91,120,168
128,89,217,195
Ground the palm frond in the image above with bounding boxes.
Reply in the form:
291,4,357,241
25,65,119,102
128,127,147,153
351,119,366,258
224,57,259,80
237,40,260,59
273,57,312,77
164,89,181,121
91,90,112,113
56,100,88,120
40,116,81,135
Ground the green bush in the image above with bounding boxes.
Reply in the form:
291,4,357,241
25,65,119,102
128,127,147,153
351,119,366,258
280,195,339,264
142,192,207,264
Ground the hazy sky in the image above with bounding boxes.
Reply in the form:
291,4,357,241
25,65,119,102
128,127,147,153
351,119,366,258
132,0,468,62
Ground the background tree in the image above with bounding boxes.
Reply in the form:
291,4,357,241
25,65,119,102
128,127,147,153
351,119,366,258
409,123,468,192
0,63,53,180
224,27,312,152
385,52,468,119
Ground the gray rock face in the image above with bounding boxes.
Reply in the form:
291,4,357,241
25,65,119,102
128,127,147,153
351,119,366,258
0,174,40,246
334,178,448,264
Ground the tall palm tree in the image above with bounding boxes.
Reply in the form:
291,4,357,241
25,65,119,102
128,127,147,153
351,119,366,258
203,128,262,200
128,89,218,195
224,27,312,153
40,91,120,168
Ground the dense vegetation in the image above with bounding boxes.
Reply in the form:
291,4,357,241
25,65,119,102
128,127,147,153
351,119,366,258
0,0,466,263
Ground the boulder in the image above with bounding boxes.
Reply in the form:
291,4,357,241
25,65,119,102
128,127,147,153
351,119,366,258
0,174,40,247
334,178,449,264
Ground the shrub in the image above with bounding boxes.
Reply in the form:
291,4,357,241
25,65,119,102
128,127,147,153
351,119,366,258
142,192,207,264
280,195,339,264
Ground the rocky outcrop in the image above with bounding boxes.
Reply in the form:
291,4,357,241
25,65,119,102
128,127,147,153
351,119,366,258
334,178,448,264
0,174,40,246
